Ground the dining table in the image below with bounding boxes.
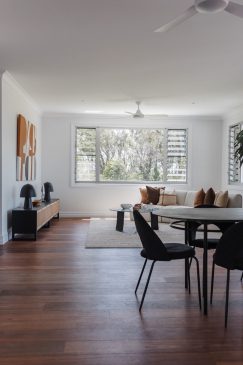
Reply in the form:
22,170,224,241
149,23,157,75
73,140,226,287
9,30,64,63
152,207,243,315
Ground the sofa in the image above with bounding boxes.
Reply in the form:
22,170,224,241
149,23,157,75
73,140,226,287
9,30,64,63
130,190,243,223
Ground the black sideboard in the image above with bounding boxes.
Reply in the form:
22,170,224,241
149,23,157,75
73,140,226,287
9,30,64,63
12,199,60,241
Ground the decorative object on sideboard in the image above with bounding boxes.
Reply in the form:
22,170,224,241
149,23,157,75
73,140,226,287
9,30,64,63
16,114,36,181
32,199,42,207
20,184,36,209
41,183,45,201
44,182,54,202
120,203,133,209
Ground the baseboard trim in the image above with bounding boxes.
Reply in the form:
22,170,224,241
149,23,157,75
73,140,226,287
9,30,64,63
60,211,115,218
0,232,9,245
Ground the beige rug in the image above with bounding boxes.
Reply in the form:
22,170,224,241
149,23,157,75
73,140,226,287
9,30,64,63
85,218,187,248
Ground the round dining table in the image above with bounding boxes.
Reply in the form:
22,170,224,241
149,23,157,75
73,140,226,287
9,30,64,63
152,207,243,315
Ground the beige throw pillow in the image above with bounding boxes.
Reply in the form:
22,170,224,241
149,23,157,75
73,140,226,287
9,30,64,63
214,190,229,207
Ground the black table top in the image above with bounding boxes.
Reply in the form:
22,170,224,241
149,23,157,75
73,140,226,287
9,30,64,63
152,207,243,222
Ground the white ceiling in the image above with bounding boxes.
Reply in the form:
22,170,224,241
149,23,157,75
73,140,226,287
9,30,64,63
1,0,243,116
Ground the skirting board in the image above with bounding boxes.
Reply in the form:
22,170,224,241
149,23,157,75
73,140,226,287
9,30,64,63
0,232,10,245
60,211,119,218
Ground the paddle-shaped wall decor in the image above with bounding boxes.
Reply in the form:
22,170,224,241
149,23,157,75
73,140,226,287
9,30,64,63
16,114,36,181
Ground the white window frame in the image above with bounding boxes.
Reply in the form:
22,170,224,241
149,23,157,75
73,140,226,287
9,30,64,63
71,125,188,185
228,123,242,185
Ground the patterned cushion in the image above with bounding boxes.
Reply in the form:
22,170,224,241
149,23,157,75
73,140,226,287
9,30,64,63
158,191,177,206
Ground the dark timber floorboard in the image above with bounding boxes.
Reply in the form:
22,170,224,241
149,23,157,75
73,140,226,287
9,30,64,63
0,218,243,365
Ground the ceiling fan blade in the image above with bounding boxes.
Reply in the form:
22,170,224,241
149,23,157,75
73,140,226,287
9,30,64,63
154,5,197,33
225,1,243,18
125,112,134,115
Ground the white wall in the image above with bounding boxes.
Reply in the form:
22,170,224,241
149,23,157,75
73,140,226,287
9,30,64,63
221,104,243,194
0,72,42,243
42,114,222,217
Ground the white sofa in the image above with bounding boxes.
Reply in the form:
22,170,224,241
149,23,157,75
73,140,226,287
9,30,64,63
130,190,242,223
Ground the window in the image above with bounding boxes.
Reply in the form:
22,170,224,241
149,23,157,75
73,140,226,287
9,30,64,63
229,123,241,184
74,127,188,183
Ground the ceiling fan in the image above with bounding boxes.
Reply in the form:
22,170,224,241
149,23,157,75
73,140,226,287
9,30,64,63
154,0,243,33
125,101,168,118
126,101,145,118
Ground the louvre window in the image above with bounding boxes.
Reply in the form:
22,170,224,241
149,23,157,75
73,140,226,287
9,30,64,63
166,129,187,182
228,124,241,184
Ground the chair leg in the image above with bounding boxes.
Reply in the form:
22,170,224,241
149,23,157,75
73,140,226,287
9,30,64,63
241,272,243,281
192,256,202,310
185,259,189,289
210,260,215,304
225,269,230,329
187,258,191,294
139,260,156,312
135,259,147,294
188,246,196,269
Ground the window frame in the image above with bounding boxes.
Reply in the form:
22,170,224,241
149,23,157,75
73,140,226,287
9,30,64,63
228,122,242,185
71,125,188,185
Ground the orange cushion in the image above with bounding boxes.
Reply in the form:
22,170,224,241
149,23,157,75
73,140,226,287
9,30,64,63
194,188,206,207
139,187,149,204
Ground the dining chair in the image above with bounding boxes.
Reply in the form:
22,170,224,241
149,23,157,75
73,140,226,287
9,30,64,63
210,221,243,328
188,204,232,251
133,210,201,311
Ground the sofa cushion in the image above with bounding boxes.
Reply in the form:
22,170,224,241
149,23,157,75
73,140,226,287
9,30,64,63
158,191,177,206
175,191,187,205
214,190,229,207
139,187,149,204
227,193,242,207
146,186,161,204
204,188,215,205
194,188,206,207
184,191,197,207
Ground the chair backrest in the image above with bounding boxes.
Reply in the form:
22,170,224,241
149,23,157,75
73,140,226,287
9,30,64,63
133,210,169,260
214,221,243,270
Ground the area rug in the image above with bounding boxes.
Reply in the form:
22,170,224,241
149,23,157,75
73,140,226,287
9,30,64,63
85,218,186,248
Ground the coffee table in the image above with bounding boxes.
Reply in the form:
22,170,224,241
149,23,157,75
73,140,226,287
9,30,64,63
110,207,159,232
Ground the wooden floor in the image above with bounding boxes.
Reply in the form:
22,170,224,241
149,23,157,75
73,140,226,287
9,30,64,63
0,218,243,365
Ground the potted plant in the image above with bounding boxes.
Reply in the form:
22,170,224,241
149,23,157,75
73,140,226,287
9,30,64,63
234,130,243,166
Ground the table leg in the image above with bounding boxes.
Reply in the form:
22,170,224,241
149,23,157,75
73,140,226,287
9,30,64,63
150,213,158,230
184,221,189,289
203,223,208,315
116,211,125,232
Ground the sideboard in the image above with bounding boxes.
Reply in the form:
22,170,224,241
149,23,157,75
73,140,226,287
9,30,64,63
12,199,60,240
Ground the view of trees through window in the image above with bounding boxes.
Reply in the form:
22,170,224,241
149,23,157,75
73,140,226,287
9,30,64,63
75,127,187,183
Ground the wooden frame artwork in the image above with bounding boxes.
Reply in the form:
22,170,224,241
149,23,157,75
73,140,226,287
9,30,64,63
16,114,36,181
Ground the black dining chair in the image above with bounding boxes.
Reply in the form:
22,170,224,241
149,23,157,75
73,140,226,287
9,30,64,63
133,210,201,311
210,221,243,328
188,205,233,251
